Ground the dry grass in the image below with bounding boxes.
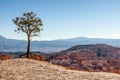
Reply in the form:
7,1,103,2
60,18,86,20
0,58,120,80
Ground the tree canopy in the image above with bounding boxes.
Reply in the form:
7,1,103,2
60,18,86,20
13,12,43,37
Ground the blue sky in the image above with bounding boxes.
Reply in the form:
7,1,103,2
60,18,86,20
0,0,120,40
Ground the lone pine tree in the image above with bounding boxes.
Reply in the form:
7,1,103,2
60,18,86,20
13,12,43,58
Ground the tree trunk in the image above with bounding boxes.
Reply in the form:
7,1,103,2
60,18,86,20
27,35,30,58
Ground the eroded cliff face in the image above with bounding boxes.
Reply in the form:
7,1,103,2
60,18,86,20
49,44,120,74
66,44,120,58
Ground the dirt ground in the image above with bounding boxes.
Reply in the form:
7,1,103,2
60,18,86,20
0,58,120,80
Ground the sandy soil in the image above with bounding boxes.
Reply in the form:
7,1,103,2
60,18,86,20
0,58,120,80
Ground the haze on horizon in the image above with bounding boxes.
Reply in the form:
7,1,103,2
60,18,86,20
0,0,120,41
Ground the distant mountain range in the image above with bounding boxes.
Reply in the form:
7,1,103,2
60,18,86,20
0,35,120,52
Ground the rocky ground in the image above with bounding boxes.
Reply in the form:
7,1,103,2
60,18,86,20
0,58,120,80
